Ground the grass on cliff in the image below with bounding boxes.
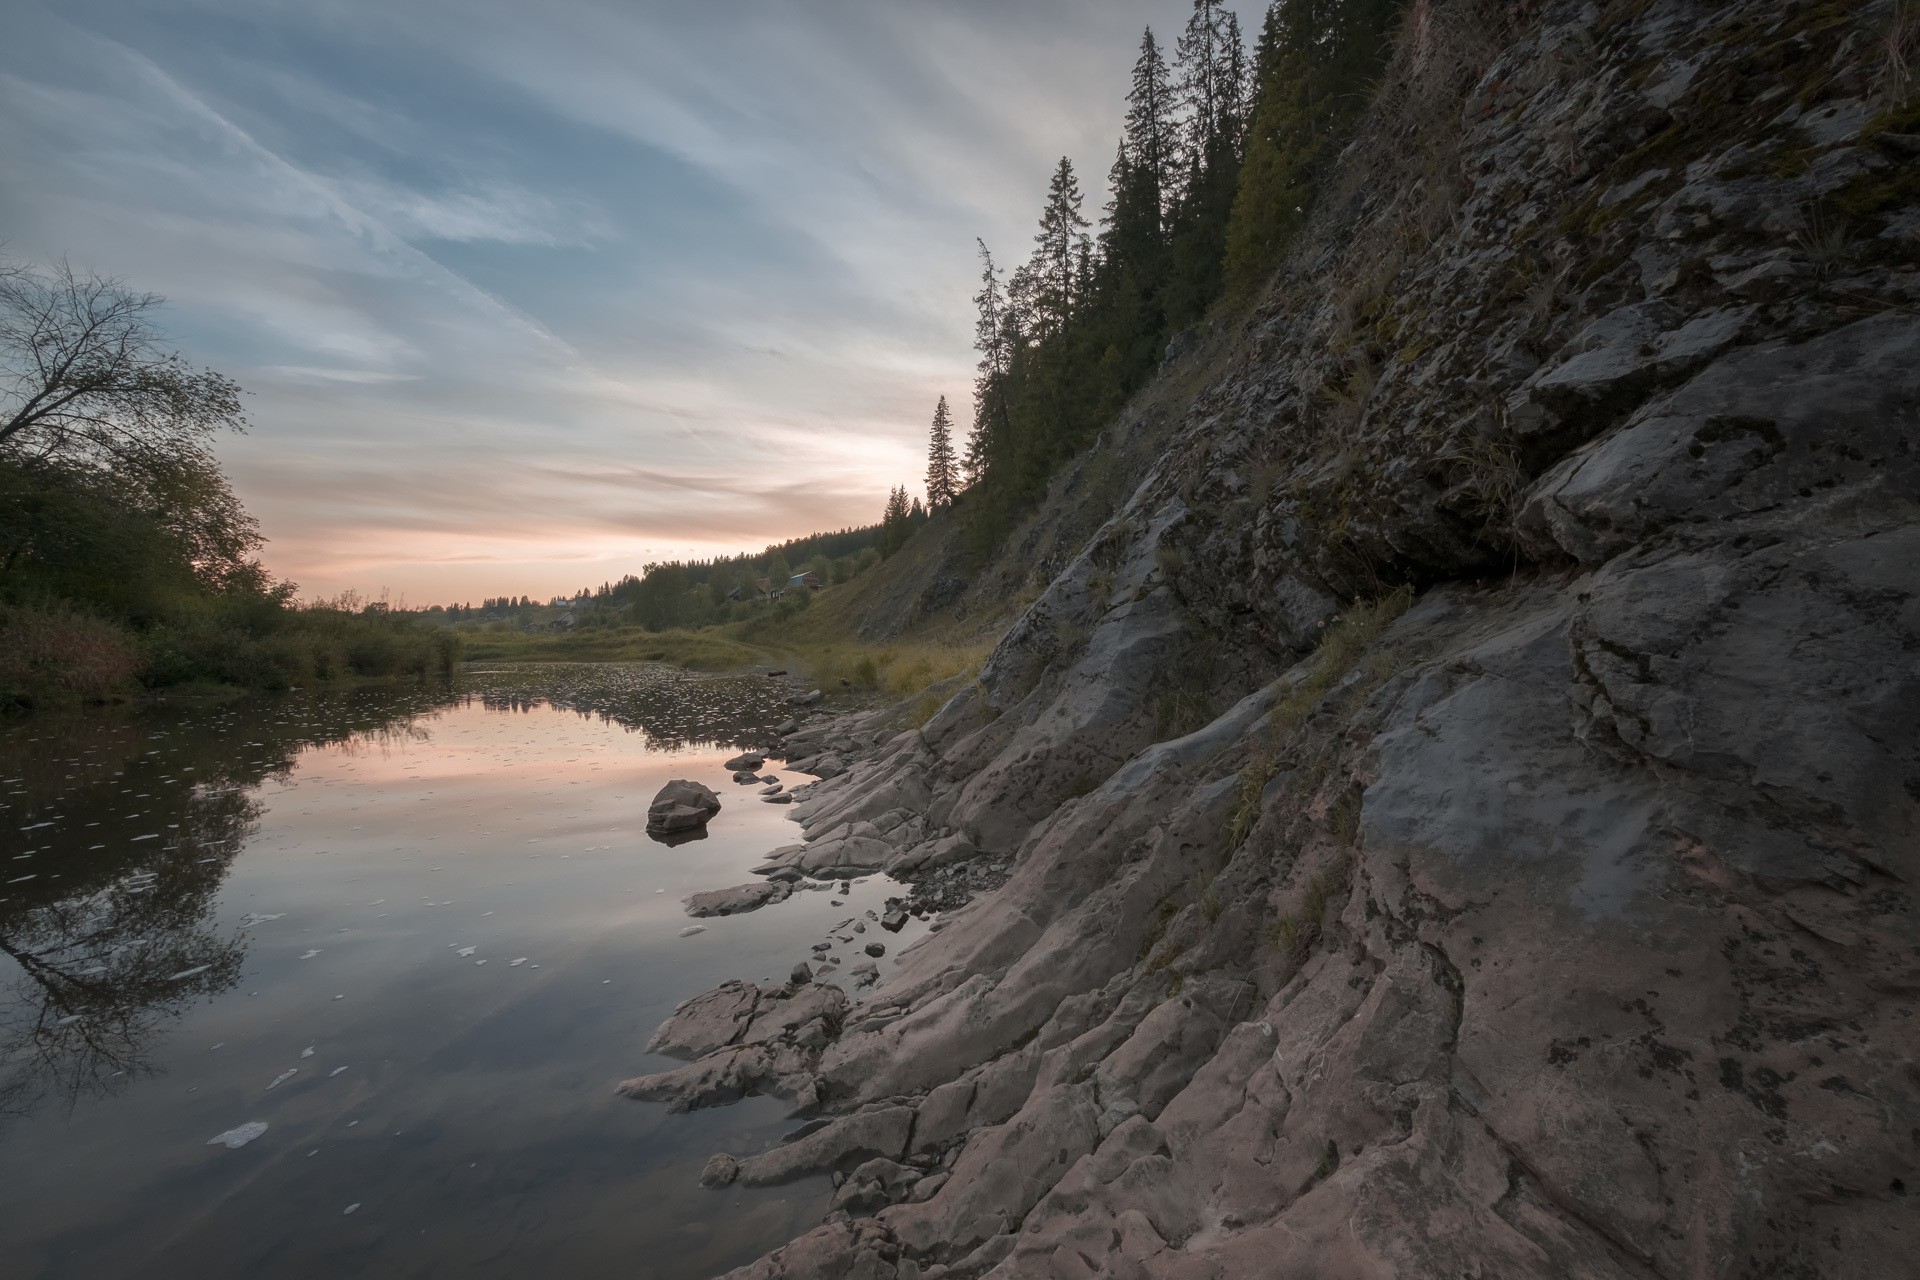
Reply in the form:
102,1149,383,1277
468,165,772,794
1226,585,1415,850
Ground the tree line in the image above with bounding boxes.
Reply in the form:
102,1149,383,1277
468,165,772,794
0,259,460,708
899,0,1403,551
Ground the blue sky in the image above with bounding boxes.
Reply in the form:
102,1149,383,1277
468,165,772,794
1,0,1259,603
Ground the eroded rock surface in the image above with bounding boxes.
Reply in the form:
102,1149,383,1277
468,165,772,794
622,3,1920,1276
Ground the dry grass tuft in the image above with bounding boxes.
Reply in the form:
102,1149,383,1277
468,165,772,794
801,639,993,702
0,604,142,706
1879,0,1920,105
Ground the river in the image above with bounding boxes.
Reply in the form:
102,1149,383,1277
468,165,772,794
0,664,918,1279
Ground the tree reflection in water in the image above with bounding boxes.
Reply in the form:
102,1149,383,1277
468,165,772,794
470,662,794,753
0,665,793,1121
0,695,442,1119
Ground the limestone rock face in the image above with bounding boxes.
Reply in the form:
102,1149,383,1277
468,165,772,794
646,779,721,835
627,3,1920,1277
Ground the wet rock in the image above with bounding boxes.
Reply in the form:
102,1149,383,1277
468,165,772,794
616,1045,773,1113
735,1106,914,1187
732,769,762,784
788,962,813,986
724,753,767,771
764,793,793,805
700,1153,740,1189
646,780,721,835
684,882,789,918
863,942,885,958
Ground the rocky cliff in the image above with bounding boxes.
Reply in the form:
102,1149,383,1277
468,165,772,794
624,2,1920,1275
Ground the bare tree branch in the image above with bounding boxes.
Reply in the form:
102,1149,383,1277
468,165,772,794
0,258,248,470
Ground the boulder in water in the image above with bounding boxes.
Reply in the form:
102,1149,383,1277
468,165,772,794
646,779,721,835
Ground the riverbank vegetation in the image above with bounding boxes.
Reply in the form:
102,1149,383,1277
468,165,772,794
0,260,458,712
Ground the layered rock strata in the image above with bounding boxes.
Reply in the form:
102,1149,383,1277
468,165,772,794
625,2,1920,1275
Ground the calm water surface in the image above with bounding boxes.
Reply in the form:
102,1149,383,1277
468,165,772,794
0,665,914,1279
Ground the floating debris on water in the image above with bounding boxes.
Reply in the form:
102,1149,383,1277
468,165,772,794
206,1122,269,1150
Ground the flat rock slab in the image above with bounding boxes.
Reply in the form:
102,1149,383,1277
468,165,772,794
684,882,790,918
788,835,895,873
736,1105,914,1187
648,980,763,1058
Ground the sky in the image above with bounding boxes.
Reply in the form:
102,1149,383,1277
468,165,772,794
0,0,1262,604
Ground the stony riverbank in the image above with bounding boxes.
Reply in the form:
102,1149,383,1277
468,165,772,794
617,2,1920,1276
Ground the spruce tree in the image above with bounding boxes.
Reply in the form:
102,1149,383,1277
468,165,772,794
1123,28,1177,228
966,241,1010,488
879,485,913,557
1165,0,1251,327
1173,0,1243,172
925,395,958,506
1030,157,1090,340
1224,0,1403,295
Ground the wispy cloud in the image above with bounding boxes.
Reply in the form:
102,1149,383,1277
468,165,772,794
0,0,1260,602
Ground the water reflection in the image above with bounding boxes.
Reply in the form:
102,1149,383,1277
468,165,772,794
0,696,440,1119
0,665,795,1129
468,663,794,752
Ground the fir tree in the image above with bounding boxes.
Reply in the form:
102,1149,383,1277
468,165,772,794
1173,0,1246,174
1030,157,1090,340
945,3,1400,554
879,485,913,557
966,241,1010,487
1165,0,1251,326
925,395,958,506
1123,28,1177,228
1224,0,1403,295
